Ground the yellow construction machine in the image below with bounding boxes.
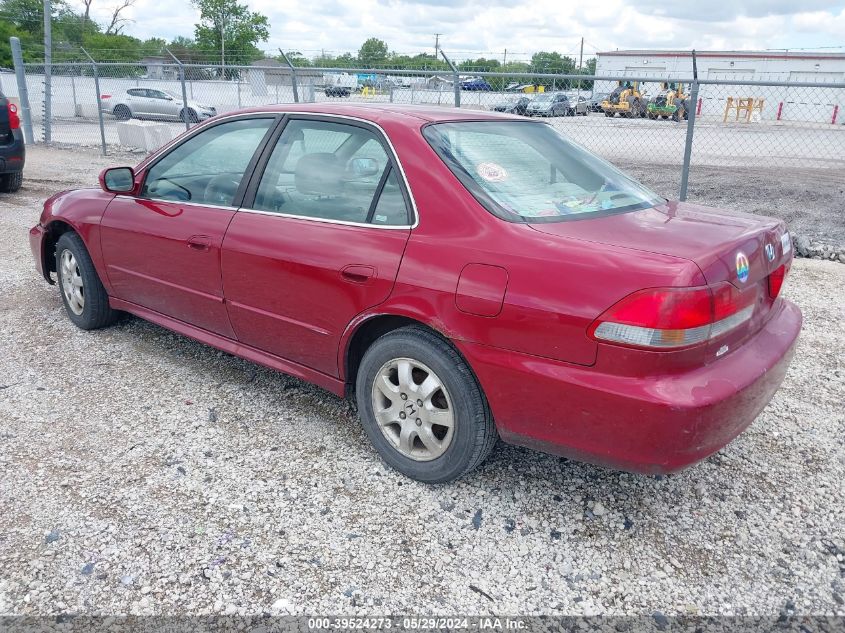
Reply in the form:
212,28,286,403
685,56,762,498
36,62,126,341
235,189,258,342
601,81,645,118
647,82,687,121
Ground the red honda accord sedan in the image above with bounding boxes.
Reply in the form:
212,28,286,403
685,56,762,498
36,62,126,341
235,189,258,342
30,104,801,483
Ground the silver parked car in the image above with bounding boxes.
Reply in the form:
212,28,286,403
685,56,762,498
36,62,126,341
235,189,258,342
525,92,588,117
101,88,217,123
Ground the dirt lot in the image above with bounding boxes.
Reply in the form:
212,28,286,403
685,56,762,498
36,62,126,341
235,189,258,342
0,146,843,617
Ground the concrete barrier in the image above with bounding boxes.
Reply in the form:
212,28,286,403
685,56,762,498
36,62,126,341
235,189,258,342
115,120,174,151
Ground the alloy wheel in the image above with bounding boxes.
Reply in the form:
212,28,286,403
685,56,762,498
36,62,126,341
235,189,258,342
371,358,454,461
60,249,85,315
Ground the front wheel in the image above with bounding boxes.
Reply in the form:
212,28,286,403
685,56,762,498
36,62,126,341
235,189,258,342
180,108,198,123
55,232,119,330
355,326,497,483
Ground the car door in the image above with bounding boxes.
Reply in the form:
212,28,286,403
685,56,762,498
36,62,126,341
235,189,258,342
145,89,170,118
125,88,147,116
100,115,277,337
221,116,414,376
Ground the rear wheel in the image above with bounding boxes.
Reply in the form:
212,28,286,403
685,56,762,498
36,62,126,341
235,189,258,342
355,326,497,483
604,111,614,117
0,172,22,193
113,104,131,120
55,232,118,330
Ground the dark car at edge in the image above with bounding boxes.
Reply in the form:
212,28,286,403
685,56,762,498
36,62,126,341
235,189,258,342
0,91,25,193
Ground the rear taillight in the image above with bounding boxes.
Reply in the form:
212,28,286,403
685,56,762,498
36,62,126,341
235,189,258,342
100,94,111,100
7,102,20,129
589,283,757,349
768,263,788,299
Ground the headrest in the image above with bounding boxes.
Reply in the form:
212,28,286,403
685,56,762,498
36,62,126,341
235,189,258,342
294,153,344,197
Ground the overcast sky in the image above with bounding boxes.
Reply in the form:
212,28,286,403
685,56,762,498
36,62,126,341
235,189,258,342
84,0,845,60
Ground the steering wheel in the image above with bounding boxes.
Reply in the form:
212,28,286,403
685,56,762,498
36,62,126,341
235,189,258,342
203,174,241,206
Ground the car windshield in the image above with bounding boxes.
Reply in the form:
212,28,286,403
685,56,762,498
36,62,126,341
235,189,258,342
533,94,553,102
422,121,663,222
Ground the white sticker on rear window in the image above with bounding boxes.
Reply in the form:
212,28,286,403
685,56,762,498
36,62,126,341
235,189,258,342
781,232,791,255
476,162,508,183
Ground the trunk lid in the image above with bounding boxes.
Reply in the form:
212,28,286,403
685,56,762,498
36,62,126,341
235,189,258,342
528,201,793,356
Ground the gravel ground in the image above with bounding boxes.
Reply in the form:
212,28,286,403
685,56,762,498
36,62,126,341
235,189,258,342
0,146,844,617
619,161,845,254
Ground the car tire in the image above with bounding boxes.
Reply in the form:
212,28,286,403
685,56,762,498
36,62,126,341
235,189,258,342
355,325,497,483
180,108,199,123
0,171,23,193
55,232,119,330
113,105,131,121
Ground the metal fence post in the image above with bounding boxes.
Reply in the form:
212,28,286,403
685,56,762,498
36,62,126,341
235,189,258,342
9,37,34,145
166,49,190,130
42,0,51,143
279,50,300,103
679,51,699,202
81,48,107,156
440,50,460,108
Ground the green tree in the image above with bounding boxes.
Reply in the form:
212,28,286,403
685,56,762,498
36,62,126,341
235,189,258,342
458,57,500,73
357,37,387,68
279,49,308,67
311,52,356,68
191,0,269,72
0,0,69,39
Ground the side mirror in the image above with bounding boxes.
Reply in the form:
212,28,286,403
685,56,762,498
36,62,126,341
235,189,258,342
100,167,135,194
347,157,380,178
166,96,174,101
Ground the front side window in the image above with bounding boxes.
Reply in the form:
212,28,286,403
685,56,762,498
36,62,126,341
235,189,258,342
423,121,662,222
252,119,409,225
141,117,274,206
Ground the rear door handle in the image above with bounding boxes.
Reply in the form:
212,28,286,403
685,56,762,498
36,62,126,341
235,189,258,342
187,235,211,252
341,265,375,284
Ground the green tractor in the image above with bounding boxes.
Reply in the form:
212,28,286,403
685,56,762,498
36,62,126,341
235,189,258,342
647,82,687,121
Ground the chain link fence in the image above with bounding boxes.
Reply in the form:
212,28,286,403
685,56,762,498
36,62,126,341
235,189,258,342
5,52,845,251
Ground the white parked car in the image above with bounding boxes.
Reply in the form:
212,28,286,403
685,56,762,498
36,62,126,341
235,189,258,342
100,88,217,123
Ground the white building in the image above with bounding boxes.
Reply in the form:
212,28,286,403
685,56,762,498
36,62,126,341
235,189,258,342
594,50,845,123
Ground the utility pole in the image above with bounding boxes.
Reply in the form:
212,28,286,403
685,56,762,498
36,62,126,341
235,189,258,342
503,48,507,67
434,33,442,56
220,10,226,79
43,0,51,142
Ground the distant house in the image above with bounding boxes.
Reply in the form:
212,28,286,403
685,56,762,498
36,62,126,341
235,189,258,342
140,56,177,80
424,75,454,89
249,58,323,85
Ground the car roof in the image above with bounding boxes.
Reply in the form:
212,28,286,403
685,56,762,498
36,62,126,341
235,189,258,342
233,102,524,126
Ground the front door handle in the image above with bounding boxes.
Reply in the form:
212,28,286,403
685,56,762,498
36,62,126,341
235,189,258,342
187,235,211,252
341,265,375,284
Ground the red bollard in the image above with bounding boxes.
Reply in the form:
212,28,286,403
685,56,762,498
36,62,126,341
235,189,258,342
777,102,783,121
696,98,702,115
833,105,839,125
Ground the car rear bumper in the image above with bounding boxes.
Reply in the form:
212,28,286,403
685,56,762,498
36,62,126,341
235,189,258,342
0,130,25,173
459,299,802,474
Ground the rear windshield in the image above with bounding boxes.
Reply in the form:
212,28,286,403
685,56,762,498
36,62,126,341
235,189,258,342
422,121,663,222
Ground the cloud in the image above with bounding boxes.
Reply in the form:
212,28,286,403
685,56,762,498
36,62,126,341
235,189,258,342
97,0,844,62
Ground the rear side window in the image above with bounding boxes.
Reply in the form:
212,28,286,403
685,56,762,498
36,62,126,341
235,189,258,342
251,119,410,226
423,121,662,222
142,117,273,205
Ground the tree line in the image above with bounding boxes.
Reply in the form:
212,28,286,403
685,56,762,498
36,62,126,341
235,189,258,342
1,0,595,88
